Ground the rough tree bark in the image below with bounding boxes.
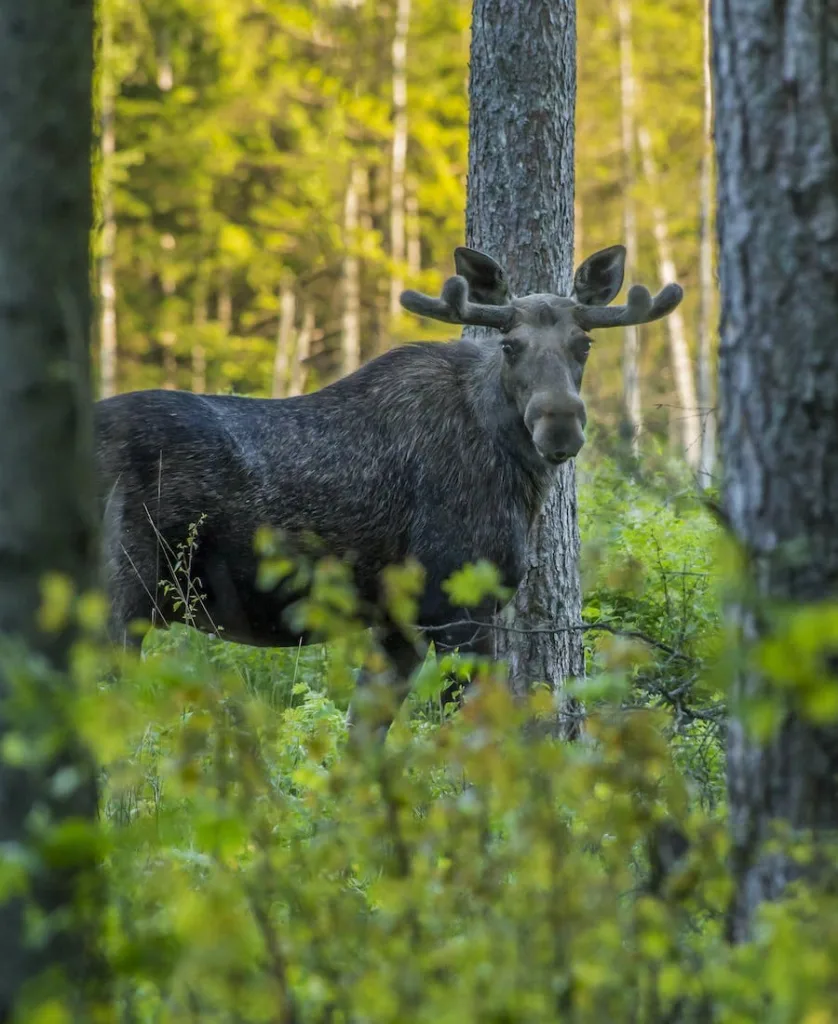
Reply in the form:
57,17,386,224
617,0,642,455
0,0,104,1014
466,0,583,730
637,120,701,471
713,0,838,941
696,0,716,489
389,0,411,318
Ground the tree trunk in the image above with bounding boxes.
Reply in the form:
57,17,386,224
617,0,641,456
99,8,117,400
713,0,838,941
191,272,208,394
289,303,314,397
272,280,296,399
637,120,701,471
696,0,716,490
466,0,583,733
341,164,363,377
389,0,411,318
0,1,104,1014
406,184,421,277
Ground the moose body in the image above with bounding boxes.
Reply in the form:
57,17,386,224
96,245,682,733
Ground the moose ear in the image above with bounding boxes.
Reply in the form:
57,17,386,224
453,247,510,306
573,245,626,306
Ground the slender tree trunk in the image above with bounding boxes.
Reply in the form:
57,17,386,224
637,121,701,471
191,272,208,394
217,272,233,334
0,1,104,1014
406,184,421,277
696,0,716,489
289,303,314,397
341,164,363,377
272,280,296,399
389,0,411,318
99,9,117,400
713,0,838,942
617,0,641,455
467,0,582,733
160,276,177,390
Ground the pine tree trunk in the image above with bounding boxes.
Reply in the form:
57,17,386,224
467,0,583,733
99,10,117,400
389,0,411,318
289,303,314,397
617,0,641,455
0,1,104,1013
272,281,296,398
696,0,716,490
713,0,838,942
341,165,363,376
637,121,701,471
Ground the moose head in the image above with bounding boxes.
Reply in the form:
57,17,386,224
400,246,683,465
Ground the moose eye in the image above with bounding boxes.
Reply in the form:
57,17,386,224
501,338,525,361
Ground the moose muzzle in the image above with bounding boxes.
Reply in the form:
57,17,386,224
524,391,587,465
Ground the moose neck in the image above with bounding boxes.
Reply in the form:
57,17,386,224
463,336,557,518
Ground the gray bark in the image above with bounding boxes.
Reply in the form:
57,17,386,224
713,0,838,941
341,165,363,376
99,10,117,400
696,0,716,489
617,0,642,455
637,120,701,470
0,0,103,1013
289,303,314,397
272,281,296,399
389,0,411,318
466,0,583,731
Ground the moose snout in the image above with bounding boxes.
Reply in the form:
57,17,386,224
524,391,587,464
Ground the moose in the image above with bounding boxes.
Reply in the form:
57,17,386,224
95,243,682,736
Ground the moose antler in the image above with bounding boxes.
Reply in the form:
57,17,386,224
572,282,683,331
400,276,515,331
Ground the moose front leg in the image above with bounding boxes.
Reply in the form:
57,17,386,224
346,629,426,748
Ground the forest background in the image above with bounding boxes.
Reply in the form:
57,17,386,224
98,0,713,475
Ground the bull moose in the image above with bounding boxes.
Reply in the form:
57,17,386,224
95,243,682,736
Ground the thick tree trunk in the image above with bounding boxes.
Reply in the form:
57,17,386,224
0,1,103,1014
99,11,117,400
341,164,363,376
288,303,314,397
389,0,411,318
466,0,583,732
272,281,296,399
637,121,701,471
617,0,641,455
696,0,716,489
713,0,838,941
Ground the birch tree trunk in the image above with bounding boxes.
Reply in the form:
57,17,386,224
99,8,118,400
0,0,104,1013
637,121,701,471
389,0,410,318
696,0,716,489
272,281,296,398
713,0,838,941
289,303,314,397
617,0,642,455
341,165,363,377
467,0,583,732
